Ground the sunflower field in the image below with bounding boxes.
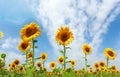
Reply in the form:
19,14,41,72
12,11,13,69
0,22,119,77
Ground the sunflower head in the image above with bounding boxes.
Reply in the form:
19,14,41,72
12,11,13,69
56,26,74,46
20,22,41,41
50,61,56,70
94,62,99,69
18,40,31,52
104,48,116,60
99,61,105,68
58,56,64,64
27,52,33,59
36,62,41,67
19,66,24,71
0,32,4,39
40,52,48,61
70,60,76,67
13,59,20,66
82,44,92,55
111,65,116,70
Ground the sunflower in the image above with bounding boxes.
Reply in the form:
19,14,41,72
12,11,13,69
94,62,99,69
18,40,31,52
82,44,92,55
36,62,41,67
0,32,3,39
27,52,33,58
58,56,64,64
99,61,105,68
104,48,116,60
111,65,116,70
13,59,20,66
70,60,76,67
50,61,56,69
20,22,41,41
40,52,48,61
19,66,24,71
56,26,74,46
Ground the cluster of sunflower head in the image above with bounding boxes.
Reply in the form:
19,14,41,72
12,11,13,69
8,59,25,73
18,22,41,52
91,61,119,74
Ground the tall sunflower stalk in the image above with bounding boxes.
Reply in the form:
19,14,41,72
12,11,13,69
63,46,66,70
19,22,41,67
82,44,92,72
104,48,116,69
56,26,74,70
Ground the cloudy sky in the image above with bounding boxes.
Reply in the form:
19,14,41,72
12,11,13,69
0,0,120,70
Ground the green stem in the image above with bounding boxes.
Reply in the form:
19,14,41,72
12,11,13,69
26,51,28,64
63,45,66,70
32,39,35,66
43,61,45,68
106,58,109,69
85,54,88,72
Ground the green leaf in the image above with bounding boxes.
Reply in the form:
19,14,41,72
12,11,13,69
35,46,38,48
33,40,38,42
1,53,6,58
60,50,64,54
65,47,71,49
87,65,91,67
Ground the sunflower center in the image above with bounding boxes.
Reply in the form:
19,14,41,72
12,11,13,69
28,53,32,57
51,63,55,67
95,64,99,68
20,67,23,70
108,51,114,57
85,47,90,52
26,27,37,37
42,54,46,59
59,58,63,62
71,62,75,65
61,32,69,42
100,63,104,67
37,63,41,67
22,42,28,49
14,60,19,65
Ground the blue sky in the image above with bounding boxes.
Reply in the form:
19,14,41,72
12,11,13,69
0,0,120,69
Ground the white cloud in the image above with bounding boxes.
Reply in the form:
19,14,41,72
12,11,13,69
1,37,20,50
31,0,120,69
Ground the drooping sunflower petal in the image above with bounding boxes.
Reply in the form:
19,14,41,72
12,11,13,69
56,26,74,46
